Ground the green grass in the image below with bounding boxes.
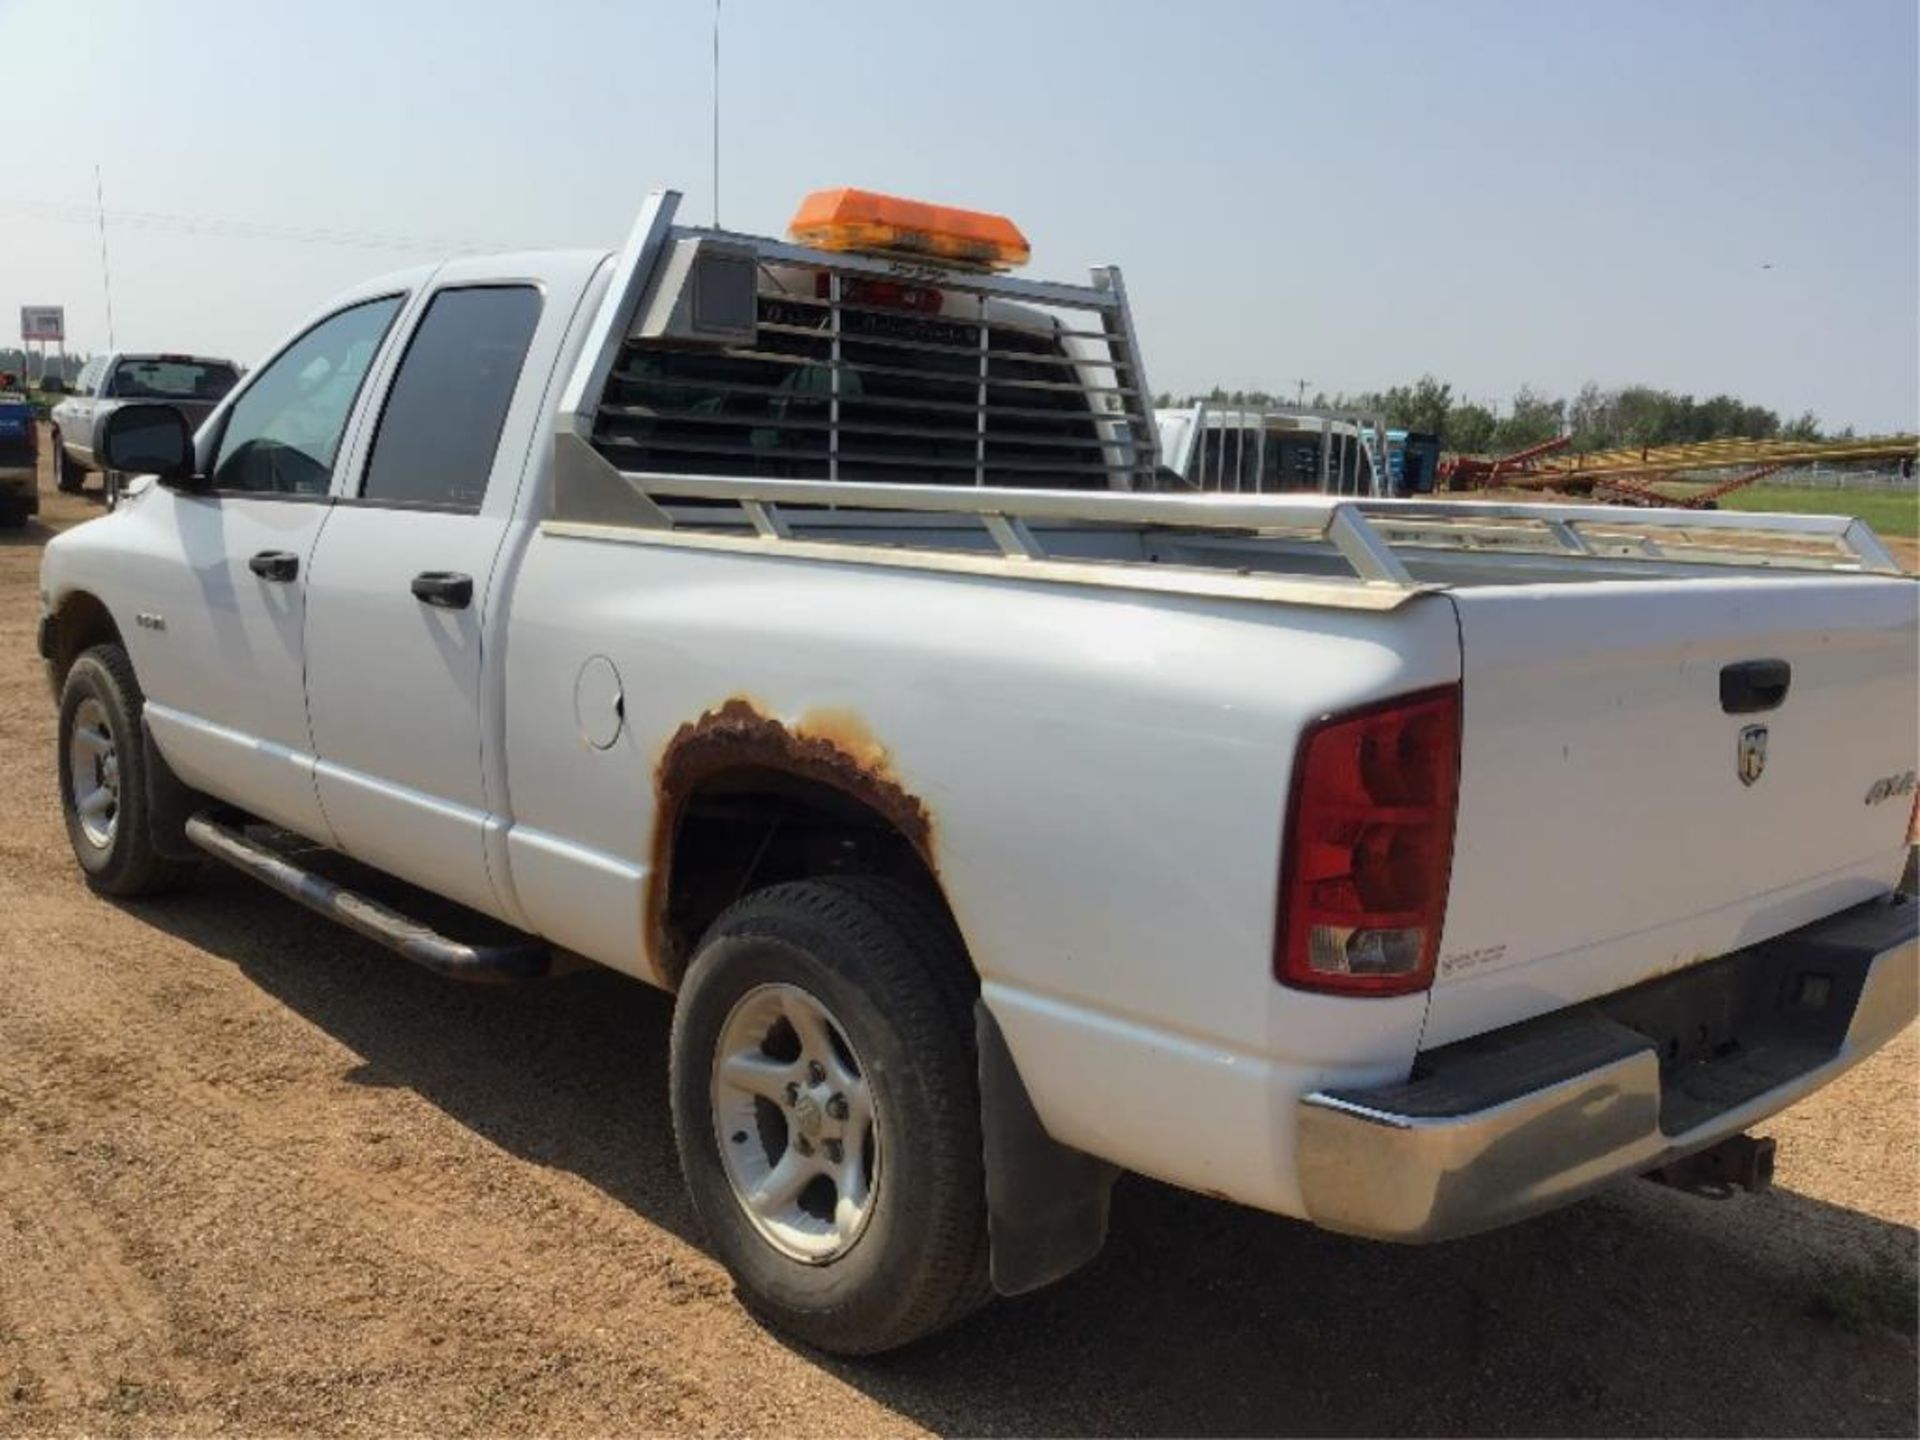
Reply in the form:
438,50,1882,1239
1804,1255,1919,1336
1662,482,1919,540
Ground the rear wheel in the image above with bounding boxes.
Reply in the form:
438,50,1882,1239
55,440,85,493
0,503,26,529
57,644,196,896
670,876,989,1355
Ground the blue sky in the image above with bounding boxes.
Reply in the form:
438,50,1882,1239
3,0,1914,430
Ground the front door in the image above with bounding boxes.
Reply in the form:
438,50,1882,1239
135,295,405,840
303,284,544,917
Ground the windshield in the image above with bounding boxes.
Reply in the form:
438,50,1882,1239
108,358,241,402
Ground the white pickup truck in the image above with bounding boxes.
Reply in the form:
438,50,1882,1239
38,187,1920,1356
50,351,242,504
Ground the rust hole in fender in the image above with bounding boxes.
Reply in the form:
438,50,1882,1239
647,697,938,984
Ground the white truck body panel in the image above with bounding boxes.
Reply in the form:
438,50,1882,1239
115,494,337,840
303,503,515,916
500,531,1463,1212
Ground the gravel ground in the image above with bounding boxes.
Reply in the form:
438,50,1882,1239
1,444,1915,1437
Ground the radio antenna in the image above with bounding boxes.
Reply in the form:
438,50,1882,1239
95,164,118,350
711,0,721,227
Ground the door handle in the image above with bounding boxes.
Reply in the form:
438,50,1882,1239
1720,658,1791,714
410,571,473,610
248,550,299,583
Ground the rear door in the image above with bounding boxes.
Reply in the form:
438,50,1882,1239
1426,574,1920,1047
302,279,548,918
55,358,103,465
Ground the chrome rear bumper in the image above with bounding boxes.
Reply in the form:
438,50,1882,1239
1297,894,1918,1242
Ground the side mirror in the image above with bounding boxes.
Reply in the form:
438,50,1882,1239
99,403,202,489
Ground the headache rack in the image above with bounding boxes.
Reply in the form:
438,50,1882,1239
560,189,1157,496
551,193,1905,611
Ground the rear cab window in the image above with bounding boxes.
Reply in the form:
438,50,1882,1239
592,264,1111,490
357,285,543,512
108,357,241,403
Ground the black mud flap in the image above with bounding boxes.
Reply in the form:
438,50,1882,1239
144,720,210,862
976,1001,1120,1296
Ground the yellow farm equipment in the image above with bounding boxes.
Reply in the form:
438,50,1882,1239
1442,434,1918,508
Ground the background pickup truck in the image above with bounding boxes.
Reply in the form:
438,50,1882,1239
50,351,241,504
37,186,1920,1356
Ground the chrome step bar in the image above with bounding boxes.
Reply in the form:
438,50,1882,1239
185,813,549,984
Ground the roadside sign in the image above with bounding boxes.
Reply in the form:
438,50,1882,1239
20,306,64,342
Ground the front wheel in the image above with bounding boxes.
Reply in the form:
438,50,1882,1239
670,876,990,1355
57,644,196,896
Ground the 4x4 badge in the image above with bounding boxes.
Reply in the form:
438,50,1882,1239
1737,725,1768,787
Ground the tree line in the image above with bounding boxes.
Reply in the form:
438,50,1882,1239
1161,377,1852,456
0,349,89,386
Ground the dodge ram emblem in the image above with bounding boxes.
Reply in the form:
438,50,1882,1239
1737,724,1768,786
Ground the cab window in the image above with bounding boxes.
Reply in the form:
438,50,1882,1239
211,297,402,496
596,287,1104,489
358,286,542,511
108,357,240,403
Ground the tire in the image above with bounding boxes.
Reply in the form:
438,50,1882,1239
56,644,196,896
55,438,86,494
670,875,990,1355
0,503,26,529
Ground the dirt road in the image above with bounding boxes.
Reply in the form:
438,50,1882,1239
2,451,1915,1436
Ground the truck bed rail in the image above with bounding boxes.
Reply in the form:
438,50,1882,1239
545,470,1904,613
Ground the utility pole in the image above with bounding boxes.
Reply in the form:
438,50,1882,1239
1295,378,1309,407
711,0,722,227
95,165,117,350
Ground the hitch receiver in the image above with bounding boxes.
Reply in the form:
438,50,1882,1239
1647,1132,1776,1199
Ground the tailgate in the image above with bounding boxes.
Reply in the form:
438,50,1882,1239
0,405,33,466
169,400,219,433
1426,574,1918,1048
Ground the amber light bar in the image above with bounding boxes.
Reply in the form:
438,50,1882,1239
787,187,1031,271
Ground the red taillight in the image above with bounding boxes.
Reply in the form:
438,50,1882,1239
1276,686,1462,996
